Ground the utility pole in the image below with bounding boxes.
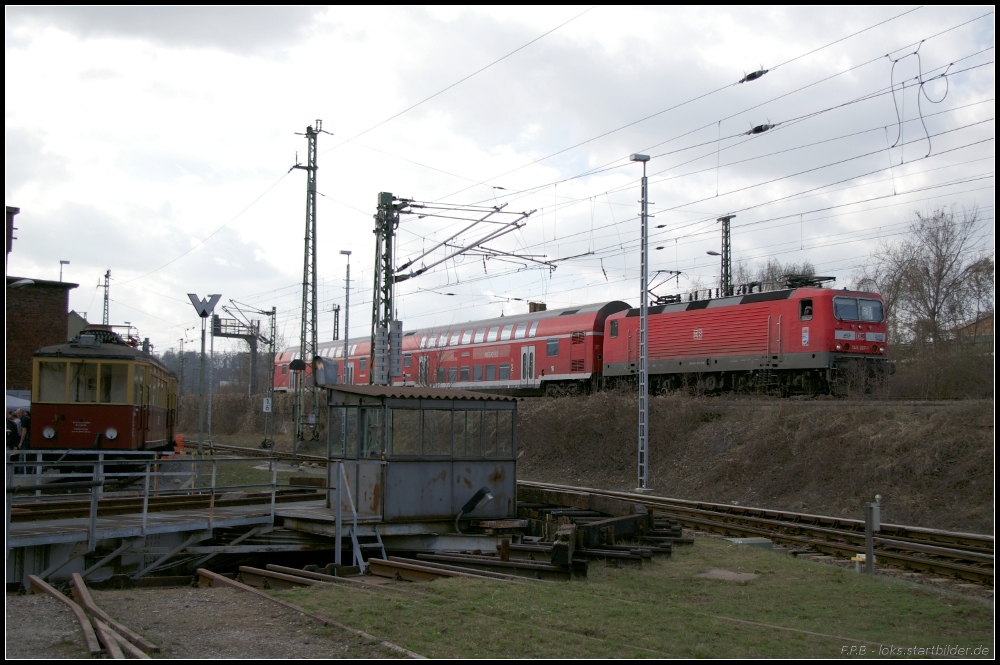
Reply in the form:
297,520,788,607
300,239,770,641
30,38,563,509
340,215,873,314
101,270,111,325
292,120,324,440
631,153,651,490
718,214,735,296
371,192,402,386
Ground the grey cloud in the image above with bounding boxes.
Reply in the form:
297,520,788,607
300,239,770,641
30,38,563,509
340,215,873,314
4,128,70,193
6,6,324,55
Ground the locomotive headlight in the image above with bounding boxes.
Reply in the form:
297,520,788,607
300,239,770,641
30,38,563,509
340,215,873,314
879,345,885,354
105,427,118,440
835,343,842,351
42,426,56,439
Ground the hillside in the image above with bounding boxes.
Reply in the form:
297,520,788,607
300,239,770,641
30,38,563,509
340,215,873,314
516,393,994,534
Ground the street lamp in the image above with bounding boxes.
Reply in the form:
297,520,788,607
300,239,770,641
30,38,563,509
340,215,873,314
59,260,70,282
340,250,351,385
630,153,650,491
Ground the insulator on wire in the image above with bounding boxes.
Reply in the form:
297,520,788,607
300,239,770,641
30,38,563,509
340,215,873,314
746,122,775,135
739,68,768,84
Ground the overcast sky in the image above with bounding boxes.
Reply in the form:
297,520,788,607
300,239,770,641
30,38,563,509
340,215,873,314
5,6,995,355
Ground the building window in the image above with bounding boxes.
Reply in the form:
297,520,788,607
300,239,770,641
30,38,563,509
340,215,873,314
546,338,559,357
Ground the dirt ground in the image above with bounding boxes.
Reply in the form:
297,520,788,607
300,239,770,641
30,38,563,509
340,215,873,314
5,585,404,660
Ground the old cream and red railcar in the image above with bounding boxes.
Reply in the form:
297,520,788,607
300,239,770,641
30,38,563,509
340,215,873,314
31,329,178,450
274,302,630,394
602,287,889,393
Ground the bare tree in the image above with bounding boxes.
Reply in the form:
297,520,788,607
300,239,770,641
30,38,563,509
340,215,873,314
858,207,994,350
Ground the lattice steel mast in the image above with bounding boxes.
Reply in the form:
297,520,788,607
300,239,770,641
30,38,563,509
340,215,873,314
293,121,322,439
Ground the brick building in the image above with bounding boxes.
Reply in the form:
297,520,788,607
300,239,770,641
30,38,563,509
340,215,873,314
5,276,78,392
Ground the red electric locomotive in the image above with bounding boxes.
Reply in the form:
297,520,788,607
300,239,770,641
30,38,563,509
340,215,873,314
602,287,890,394
30,328,178,450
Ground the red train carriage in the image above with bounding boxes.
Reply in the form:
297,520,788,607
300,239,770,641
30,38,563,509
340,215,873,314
602,287,889,394
31,328,178,450
275,302,630,395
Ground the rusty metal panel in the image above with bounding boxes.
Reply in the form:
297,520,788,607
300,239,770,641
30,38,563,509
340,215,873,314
334,461,383,519
382,460,515,522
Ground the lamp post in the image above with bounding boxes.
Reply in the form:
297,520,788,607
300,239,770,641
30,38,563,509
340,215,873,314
187,294,221,455
630,153,650,490
340,250,351,385
59,260,70,282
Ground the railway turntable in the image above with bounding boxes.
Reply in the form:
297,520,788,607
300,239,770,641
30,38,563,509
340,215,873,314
275,384,524,568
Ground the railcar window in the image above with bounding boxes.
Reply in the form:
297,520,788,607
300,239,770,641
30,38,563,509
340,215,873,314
38,361,67,402
500,324,514,341
460,366,470,382
360,358,367,371
461,330,472,345
99,363,130,404
486,327,499,342
419,336,427,349
449,332,461,346
133,366,145,405
499,363,511,380
427,335,437,348
486,364,496,381
528,321,539,338
513,322,527,339
437,367,445,384
473,365,483,381
404,354,412,368
282,365,288,374
448,367,458,383
547,338,559,357
610,320,619,338
799,299,813,321
474,329,486,343
70,362,98,403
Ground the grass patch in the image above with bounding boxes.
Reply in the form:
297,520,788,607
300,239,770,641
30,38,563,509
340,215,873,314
275,538,993,659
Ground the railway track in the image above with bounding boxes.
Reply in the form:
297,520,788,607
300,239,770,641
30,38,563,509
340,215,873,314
208,443,327,464
519,481,994,585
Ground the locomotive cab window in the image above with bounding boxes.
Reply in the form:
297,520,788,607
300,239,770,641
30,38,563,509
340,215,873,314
799,299,813,321
834,297,884,322
610,320,619,338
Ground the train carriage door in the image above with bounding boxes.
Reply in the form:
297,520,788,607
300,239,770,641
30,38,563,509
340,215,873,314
767,307,783,364
520,345,535,387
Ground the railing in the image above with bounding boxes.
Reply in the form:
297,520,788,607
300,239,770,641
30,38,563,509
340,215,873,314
6,450,288,554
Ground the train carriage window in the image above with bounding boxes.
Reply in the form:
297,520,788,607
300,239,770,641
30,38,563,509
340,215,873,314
427,334,437,348
473,365,483,381
546,338,560,357
500,324,514,341
513,322,527,339
499,363,511,380
360,358,367,371
528,321,539,338
610,320,619,338
460,366,470,382
461,330,472,345
419,336,427,349
799,299,814,321
38,361,67,402
404,354,412,368
437,367,446,384
282,365,288,375
99,363,130,404
486,327,499,342
448,367,458,383
133,366,145,405
474,329,486,343
449,331,461,346
70,361,98,403
486,364,496,381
